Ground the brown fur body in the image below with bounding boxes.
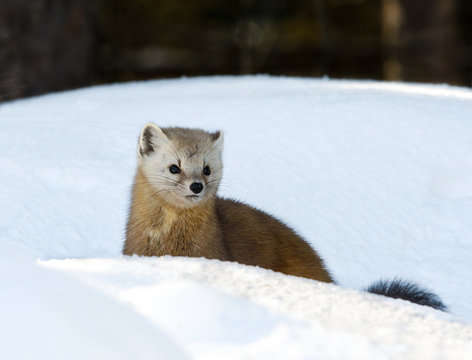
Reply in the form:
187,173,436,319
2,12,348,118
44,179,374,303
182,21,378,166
123,124,450,311
124,168,333,283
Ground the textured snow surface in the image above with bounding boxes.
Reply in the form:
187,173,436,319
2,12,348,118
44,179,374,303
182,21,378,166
1,76,472,359
43,256,472,360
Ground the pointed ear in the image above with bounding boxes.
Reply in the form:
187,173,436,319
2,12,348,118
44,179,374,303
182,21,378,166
138,123,168,157
211,130,224,152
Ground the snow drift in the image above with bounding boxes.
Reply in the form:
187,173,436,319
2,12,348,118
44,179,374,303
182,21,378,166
1,76,472,359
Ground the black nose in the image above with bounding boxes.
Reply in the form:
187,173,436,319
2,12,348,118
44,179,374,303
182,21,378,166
190,182,203,194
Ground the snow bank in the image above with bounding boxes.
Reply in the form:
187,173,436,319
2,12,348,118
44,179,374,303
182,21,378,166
42,256,472,360
0,244,188,360
1,76,472,359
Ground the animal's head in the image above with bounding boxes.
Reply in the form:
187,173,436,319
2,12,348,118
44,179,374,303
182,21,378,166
137,123,224,208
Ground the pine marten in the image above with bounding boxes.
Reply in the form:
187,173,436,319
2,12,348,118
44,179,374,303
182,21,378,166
124,123,446,310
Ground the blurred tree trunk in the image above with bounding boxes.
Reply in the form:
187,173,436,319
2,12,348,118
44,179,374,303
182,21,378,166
381,0,402,80
234,0,278,75
382,0,460,84
313,0,332,76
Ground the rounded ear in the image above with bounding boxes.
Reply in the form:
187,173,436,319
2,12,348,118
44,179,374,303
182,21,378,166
212,130,224,152
138,123,168,157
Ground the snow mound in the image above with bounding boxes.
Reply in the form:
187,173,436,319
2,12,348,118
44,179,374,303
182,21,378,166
1,76,472,359
0,244,188,360
42,256,472,360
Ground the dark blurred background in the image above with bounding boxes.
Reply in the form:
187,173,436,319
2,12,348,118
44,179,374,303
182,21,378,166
0,0,470,102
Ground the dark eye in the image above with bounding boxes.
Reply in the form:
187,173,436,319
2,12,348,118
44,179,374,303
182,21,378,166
169,164,181,174
203,165,211,176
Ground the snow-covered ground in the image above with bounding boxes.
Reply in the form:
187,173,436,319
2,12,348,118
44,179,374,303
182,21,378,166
1,76,472,359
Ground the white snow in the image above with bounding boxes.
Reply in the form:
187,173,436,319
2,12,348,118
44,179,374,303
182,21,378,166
1,76,472,359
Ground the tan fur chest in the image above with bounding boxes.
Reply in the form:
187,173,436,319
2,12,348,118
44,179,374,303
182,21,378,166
124,169,227,259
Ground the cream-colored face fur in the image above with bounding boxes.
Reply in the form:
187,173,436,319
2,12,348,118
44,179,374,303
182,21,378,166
137,123,223,208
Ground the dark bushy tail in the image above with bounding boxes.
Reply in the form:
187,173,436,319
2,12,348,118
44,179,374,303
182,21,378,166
366,278,447,311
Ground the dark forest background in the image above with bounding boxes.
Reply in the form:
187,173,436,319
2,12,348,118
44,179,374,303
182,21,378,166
0,0,470,102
